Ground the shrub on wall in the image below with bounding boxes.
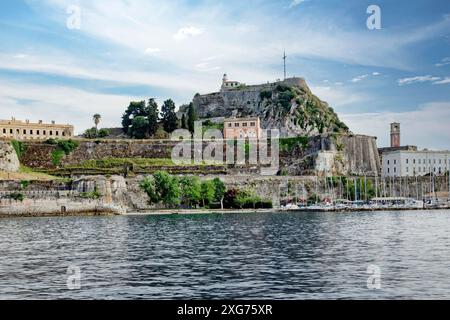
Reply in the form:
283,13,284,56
10,192,24,202
20,180,30,189
279,136,309,153
47,139,79,167
11,140,26,160
80,185,101,199
51,150,65,166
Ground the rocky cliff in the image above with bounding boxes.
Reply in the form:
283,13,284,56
185,77,348,137
0,141,20,172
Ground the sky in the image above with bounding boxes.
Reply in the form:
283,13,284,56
0,0,449,149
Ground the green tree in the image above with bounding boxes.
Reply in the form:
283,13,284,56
212,178,226,209
140,177,158,204
83,127,98,139
129,116,149,139
98,128,110,138
160,99,178,134
122,101,148,135
147,98,159,137
84,127,109,139
180,176,201,208
93,114,101,131
140,171,180,208
187,102,197,133
181,114,187,129
200,180,215,207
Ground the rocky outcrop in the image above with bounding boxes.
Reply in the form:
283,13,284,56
185,77,349,137
0,141,20,172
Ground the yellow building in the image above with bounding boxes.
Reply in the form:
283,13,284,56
0,118,74,140
223,117,261,139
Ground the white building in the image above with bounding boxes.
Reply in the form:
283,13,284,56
382,150,450,177
221,73,241,91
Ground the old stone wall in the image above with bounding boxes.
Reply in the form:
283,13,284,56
21,140,178,169
19,134,381,177
0,141,20,172
0,175,127,217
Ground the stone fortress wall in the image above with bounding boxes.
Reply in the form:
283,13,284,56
18,135,380,176
0,141,20,172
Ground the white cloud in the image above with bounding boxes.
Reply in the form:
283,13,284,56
194,61,222,72
351,74,368,83
0,81,135,135
27,0,450,78
433,77,450,85
340,102,450,150
310,85,368,108
397,75,441,85
173,26,204,40
144,48,161,55
436,57,450,67
372,72,381,76
289,0,307,8
0,52,217,96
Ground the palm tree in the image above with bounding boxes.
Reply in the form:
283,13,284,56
93,114,101,131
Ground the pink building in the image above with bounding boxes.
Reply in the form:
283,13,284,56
223,117,261,140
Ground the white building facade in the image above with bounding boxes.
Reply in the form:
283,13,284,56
382,150,450,177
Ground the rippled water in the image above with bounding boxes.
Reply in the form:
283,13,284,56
1,210,450,299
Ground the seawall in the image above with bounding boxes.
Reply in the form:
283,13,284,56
1,174,448,217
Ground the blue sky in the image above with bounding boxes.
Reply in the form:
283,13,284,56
0,0,449,148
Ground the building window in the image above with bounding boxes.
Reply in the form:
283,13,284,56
43,130,46,135
56,131,59,136
406,167,409,172
50,131,53,136
406,159,409,164
394,167,397,173
228,123,232,127
387,168,390,173
62,131,65,137
243,123,247,127
250,122,256,127
37,130,40,135
235,123,239,127
387,160,390,165
413,159,416,164
10,129,13,134
394,160,397,165
30,130,33,135
418,159,421,164
2,128,5,134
